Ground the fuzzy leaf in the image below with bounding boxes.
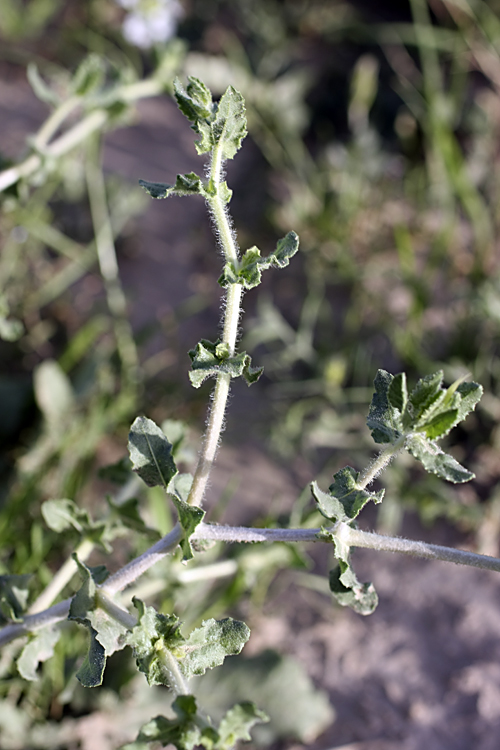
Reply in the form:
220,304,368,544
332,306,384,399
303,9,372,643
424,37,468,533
211,85,247,161
125,599,185,689
188,340,263,388
138,173,206,200
41,498,93,534
68,557,125,688
167,473,205,561
329,561,378,616
311,467,384,524
181,618,250,678
387,371,407,413
366,370,403,444
17,627,61,682
219,232,300,290
406,434,474,483
407,370,444,423
128,417,178,490
456,381,483,421
0,575,31,624
421,409,460,440
173,77,246,160
217,702,269,749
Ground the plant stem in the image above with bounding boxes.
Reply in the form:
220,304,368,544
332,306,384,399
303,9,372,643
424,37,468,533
340,523,500,572
96,591,138,629
3,520,500,647
186,141,243,509
102,524,183,596
159,646,190,696
86,132,139,385
357,437,405,490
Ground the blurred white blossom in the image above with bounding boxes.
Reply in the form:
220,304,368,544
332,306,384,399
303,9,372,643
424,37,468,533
117,0,183,48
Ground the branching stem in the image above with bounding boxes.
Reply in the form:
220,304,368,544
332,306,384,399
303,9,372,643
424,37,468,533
2,520,500,648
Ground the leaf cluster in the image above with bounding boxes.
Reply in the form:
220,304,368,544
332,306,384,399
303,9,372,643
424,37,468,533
218,232,300,290
122,695,267,750
312,469,381,616
188,339,263,389
367,370,482,482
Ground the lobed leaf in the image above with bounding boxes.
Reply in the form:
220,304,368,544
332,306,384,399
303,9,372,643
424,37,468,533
211,85,247,161
181,618,250,678
311,467,384,524
17,627,61,682
188,340,263,388
173,77,247,160
217,702,269,750
406,370,444,423
328,562,378,616
367,369,482,482
219,232,300,290
406,434,474,483
68,557,126,688
139,172,206,200
0,575,31,624
125,599,185,689
366,370,403,444
318,526,378,615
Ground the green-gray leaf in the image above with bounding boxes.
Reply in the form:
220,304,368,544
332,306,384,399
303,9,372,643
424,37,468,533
188,340,262,388
329,561,378,616
406,434,474,483
17,627,61,682
139,173,206,200
0,575,31,624
181,618,250,678
212,85,247,161
128,416,178,490
311,467,384,524
217,702,269,750
41,498,93,534
366,370,403,444
167,473,205,561
407,370,444,422
219,232,300,290
68,557,124,688
121,695,267,750
125,599,185,689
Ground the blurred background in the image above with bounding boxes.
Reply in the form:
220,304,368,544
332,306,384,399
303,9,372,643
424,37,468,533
1,1,500,748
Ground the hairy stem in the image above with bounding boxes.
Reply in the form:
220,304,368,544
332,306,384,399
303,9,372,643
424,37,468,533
2,520,500,647
158,646,190,696
357,437,405,490
186,144,243,509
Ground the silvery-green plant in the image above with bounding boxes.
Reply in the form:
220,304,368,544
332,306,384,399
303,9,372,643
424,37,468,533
0,76,497,749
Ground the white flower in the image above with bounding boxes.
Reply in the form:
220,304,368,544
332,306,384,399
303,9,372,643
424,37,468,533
117,0,183,49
